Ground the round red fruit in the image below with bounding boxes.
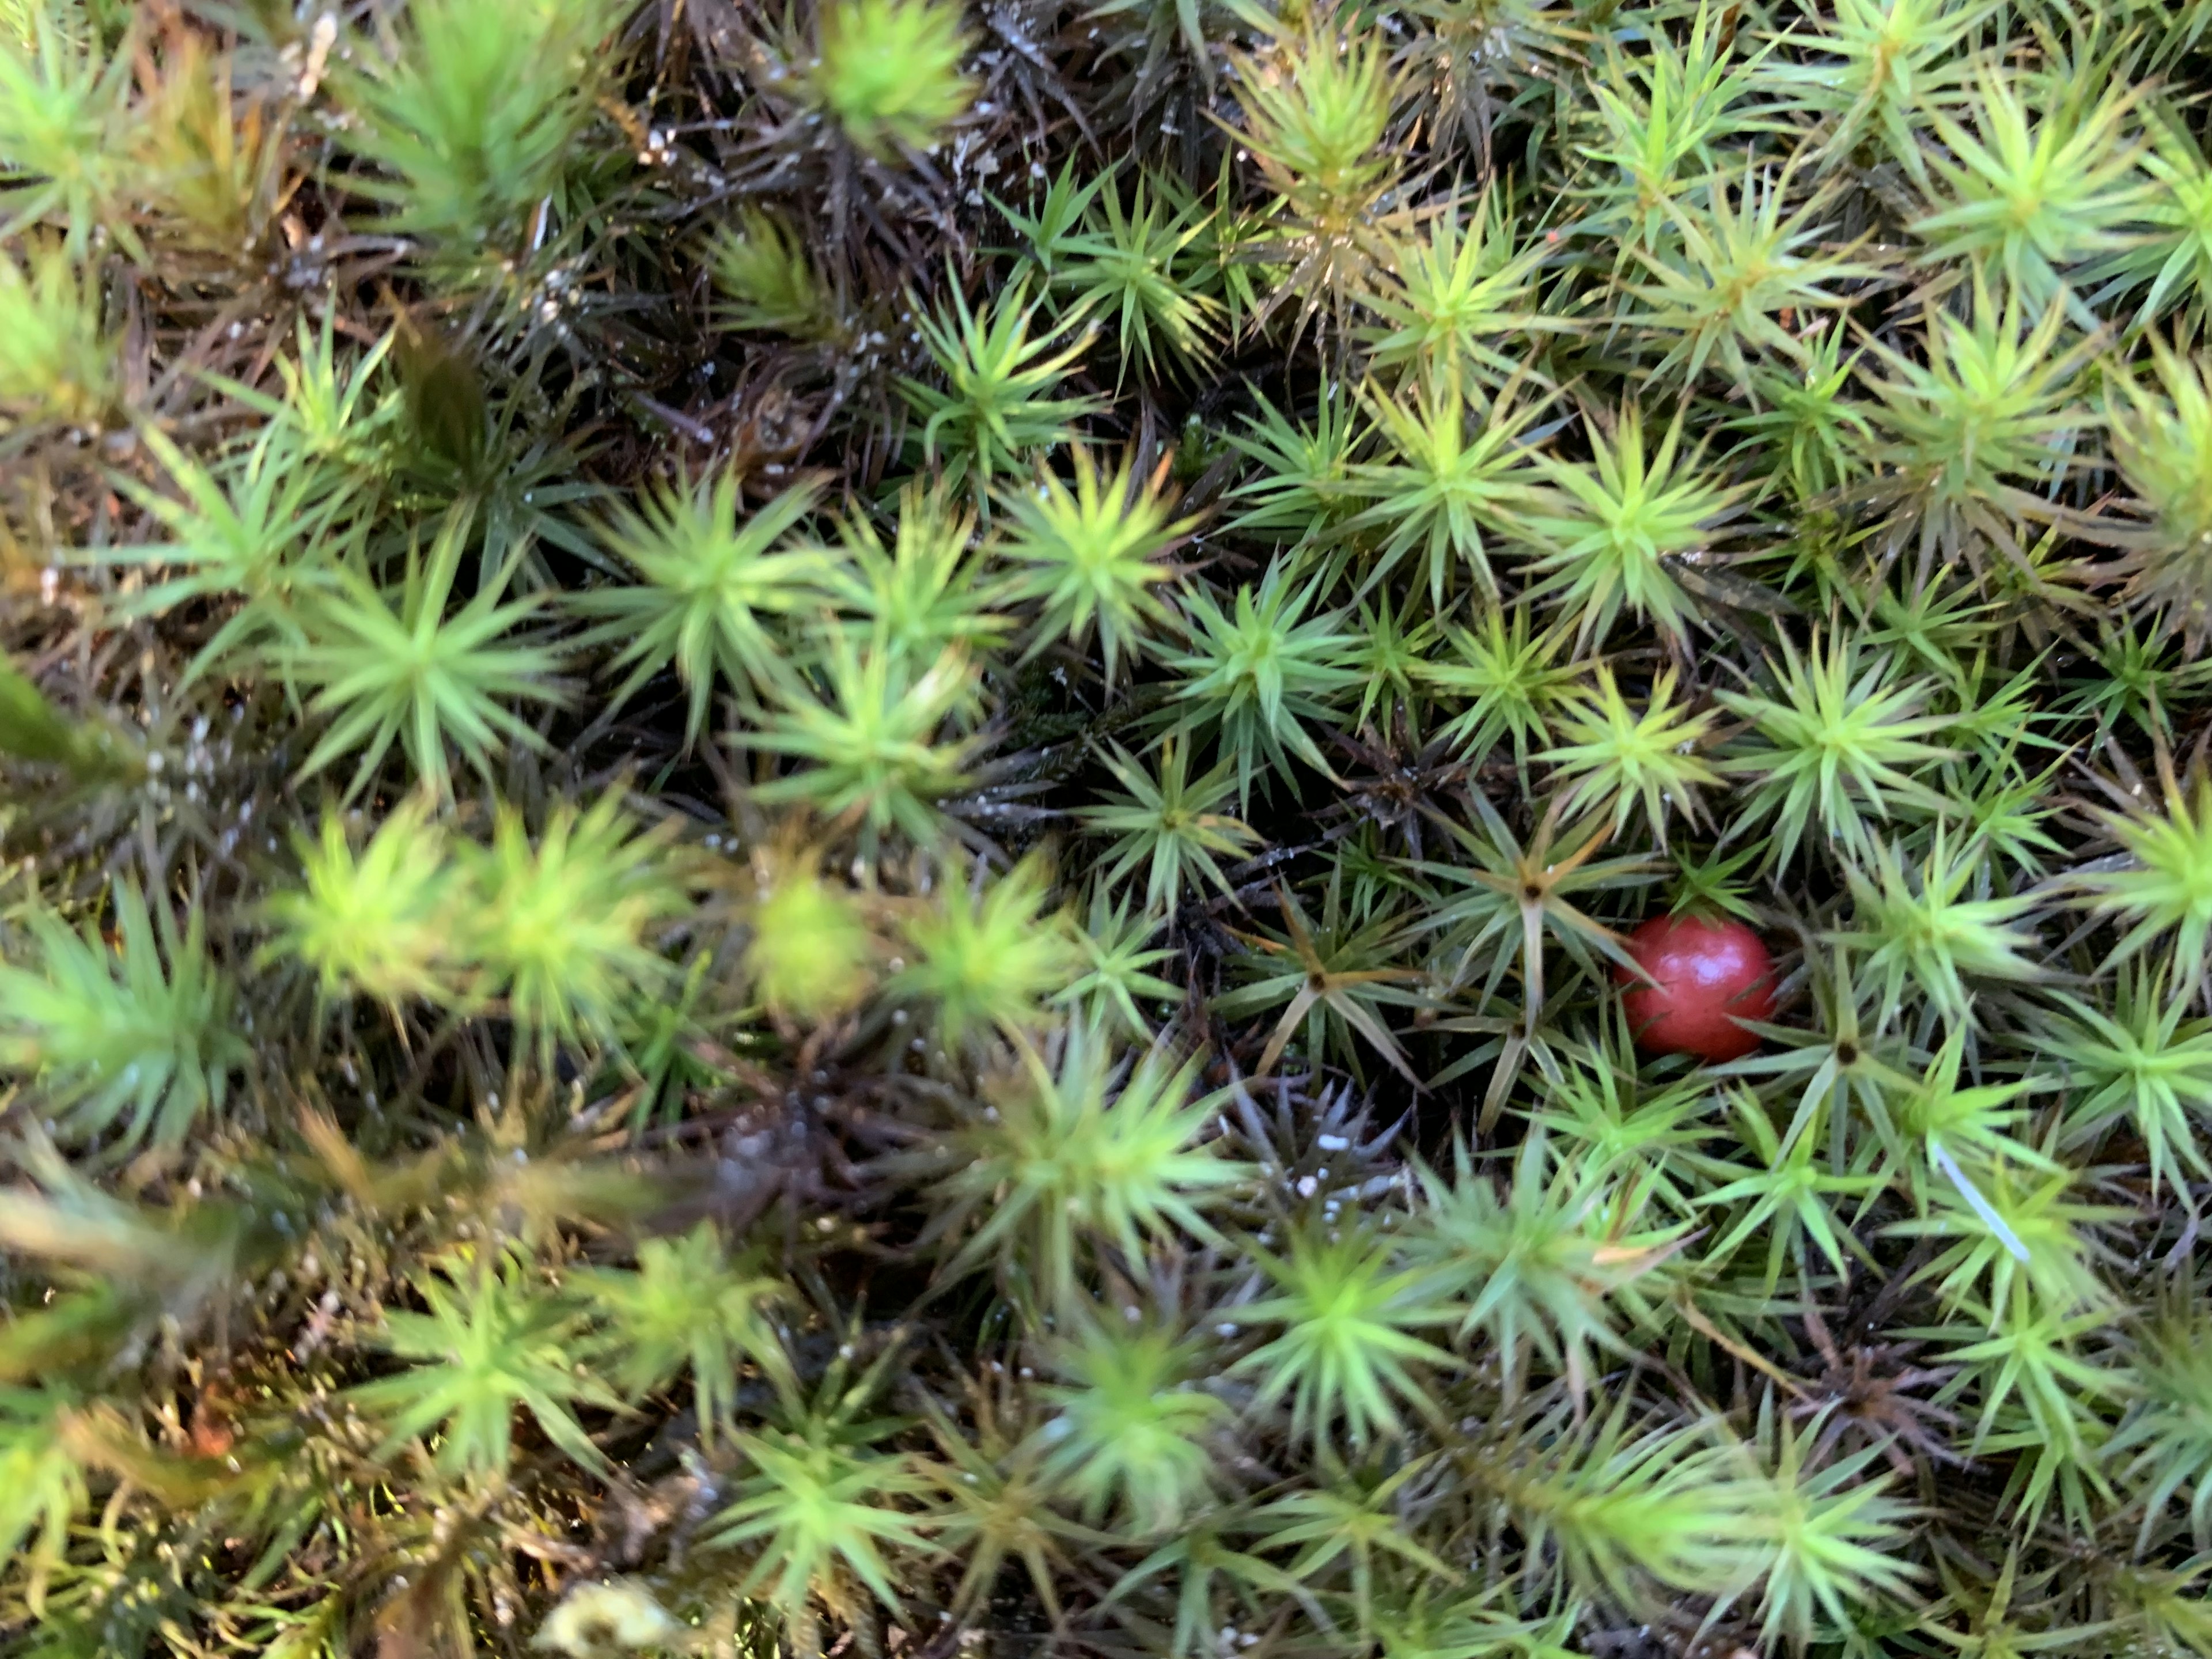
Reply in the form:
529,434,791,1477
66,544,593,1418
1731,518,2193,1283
1615,914,1775,1062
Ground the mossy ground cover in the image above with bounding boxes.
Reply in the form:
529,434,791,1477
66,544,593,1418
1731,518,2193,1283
4,0,2212,1655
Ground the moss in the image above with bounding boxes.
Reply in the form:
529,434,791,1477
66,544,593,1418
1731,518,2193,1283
3,0,2212,1656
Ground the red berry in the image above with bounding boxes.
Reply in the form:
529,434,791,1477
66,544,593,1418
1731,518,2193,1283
1615,914,1776,1062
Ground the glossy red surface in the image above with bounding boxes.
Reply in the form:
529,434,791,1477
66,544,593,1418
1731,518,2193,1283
1615,914,1776,1062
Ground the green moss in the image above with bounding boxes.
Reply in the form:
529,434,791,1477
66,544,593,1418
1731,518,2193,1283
7,0,2212,1655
